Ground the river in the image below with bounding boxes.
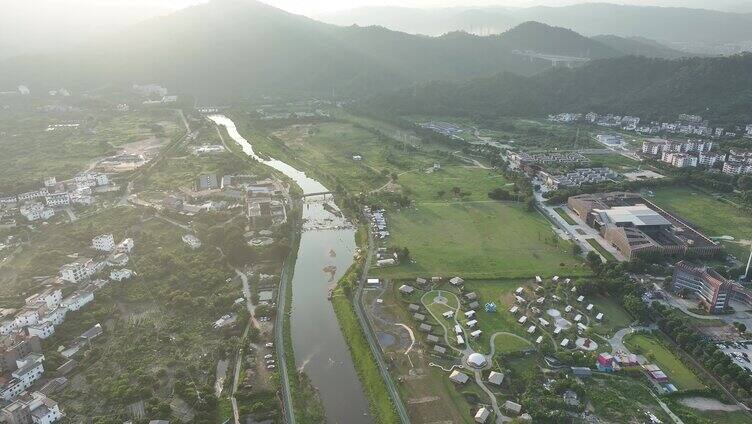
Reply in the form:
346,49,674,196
208,115,372,424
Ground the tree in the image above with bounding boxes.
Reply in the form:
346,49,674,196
586,251,603,273
623,294,649,323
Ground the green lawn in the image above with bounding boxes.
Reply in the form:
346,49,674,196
264,121,439,194
462,280,535,354
591,294,633,335
584,153,639,171
649,187,752,258
554,207,577,225
624,333,705,391
374,202,589,279
492,332,534,354
399,166,510,202
587,239,616,262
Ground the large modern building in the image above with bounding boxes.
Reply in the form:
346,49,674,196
568,192,722,261
673,261,732,313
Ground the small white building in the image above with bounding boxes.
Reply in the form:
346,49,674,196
110,268,133,282
474,406,490,423
116,238,134,253
42,307,67,327
92,234,115,252
62,291,94,312
27,321,55,339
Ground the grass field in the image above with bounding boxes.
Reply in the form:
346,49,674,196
649,187,752,258
554,207,577,225
587,239,616,262
624,333,705,390
584,153,640,171
462,280,535,354
266,121,441,194
373,202,588,279
399,166,510,203
591,294,633,335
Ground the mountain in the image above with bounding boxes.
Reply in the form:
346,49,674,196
365,53,752,126
590,35,690,59
322,4,752,55
499,22,619,59
320,6,517,36
0,0,627,97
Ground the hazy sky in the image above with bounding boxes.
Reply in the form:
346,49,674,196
2,0,751,58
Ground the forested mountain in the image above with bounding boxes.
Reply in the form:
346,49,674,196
591,35,689,59
364,53,752,126
323,4,752,54
0,0,690,97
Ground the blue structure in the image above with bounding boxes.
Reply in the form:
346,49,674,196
484,302,497,313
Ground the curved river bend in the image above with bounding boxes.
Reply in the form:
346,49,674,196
209,115,371,423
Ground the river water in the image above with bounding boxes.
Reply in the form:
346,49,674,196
208,115,372,424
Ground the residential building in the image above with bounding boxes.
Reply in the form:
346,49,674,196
115,238,134,253
43,193,69,208
61,291,94,312
43,177,57,188
673,261,731,313
20,203,54,222
17,189,48,202
25,289,62,310
59,260,90,284
1,354,44,401
698,152,726,167
1,337,42,373
92,234,115,252
661,151,698,168
13,311,39,329
26,322,54,340
41,308,66,327
109,269,133,282
1,391,62,424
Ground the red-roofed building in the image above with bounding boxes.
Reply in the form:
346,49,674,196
673,261,731,313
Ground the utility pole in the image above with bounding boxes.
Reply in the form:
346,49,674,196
743,243,752,283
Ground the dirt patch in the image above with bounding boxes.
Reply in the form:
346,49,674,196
678,397,743,411
272,124,314,147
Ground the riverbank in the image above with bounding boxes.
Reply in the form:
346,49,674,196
332,261,400,424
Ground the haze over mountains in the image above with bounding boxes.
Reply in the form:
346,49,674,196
321,3,752,54
0,0,689,97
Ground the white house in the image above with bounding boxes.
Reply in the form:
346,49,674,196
3,391,63,424
115,238,134,253
2,355,44,401
43,177,57,187
25,288,62,310
110,269,133,282
60,260,91,283
41,307,67,327
27,321,54,339
13,310,39,329
92,234,115,252
61,291,94,312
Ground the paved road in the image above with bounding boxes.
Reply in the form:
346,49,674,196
275,244,296,424
608,325,654,353
356,223,411,424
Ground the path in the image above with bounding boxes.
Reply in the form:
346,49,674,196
63,207,77,222
473,369,510,423
357,221,411,423
650,391,685,424
608,325,653,354
488,332,532,357
275,248,296,424
395,323,416,355
420,290,467,354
